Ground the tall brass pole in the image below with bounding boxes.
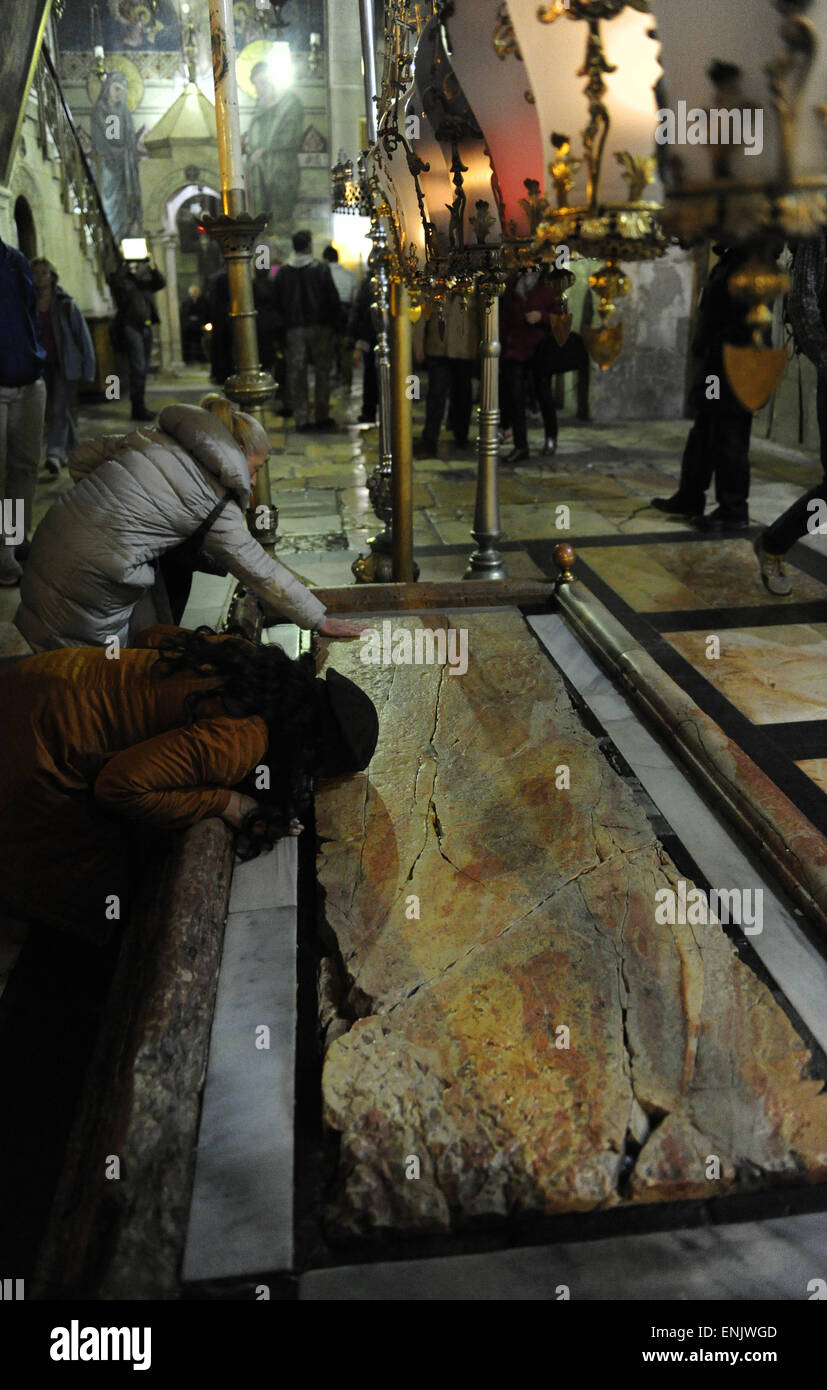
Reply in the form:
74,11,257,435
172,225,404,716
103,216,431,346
358,0,378,144
205,0,277,546
465,274,506,579
390,281,414,583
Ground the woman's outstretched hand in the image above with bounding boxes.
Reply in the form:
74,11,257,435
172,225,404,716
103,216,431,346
317,617,372,639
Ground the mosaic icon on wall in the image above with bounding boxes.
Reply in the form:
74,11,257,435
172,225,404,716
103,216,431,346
57,0,182,52
80,57,147,245
238,40,302,237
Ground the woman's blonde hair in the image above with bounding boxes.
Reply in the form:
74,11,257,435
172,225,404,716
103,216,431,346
200,393,268,456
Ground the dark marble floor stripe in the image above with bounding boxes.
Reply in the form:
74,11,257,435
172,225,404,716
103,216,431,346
758,721,827,759
524,543,827,836
643,603,827,632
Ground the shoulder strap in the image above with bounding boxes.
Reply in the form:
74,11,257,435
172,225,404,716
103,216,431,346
190,490,233,548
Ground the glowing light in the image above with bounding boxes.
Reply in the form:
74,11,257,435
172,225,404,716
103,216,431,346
267,41,293,89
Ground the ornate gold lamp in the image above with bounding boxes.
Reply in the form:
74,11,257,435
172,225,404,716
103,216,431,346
504,0,666,368
653,0,827,409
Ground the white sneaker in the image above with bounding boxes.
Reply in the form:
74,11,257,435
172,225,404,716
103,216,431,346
753,535,792,596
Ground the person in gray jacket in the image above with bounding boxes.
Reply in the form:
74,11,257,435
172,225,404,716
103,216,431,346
14,394,364,650
31,258,96,475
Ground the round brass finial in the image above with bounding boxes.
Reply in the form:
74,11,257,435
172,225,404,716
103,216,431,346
552,542,576,584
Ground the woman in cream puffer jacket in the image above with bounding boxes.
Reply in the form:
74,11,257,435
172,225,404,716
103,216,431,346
15,397,359,650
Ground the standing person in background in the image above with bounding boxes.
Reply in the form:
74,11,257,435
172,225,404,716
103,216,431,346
413,291,480,457
348,274,378,425
754,232,827,595
180,284,209,364
322,246,357,392
108,253,166,422
650,243,755,531
501,265,568,463
0,236,46,587
30,259,96,476
272,230,340,432
207,264,232,385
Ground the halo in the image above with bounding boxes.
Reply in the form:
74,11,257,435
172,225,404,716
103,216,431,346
237,39,275,99
87,55,145,112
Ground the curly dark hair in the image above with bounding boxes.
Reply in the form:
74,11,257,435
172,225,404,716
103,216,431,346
153,626,326,860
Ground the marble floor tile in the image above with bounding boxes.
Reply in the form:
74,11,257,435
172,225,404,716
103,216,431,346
796,759,827,795
229,838,297,912
263,624,301,661
278,514,343,538
182,904,297,1282
299,1212,827,1301
576,546,702,611
180,572,236,631
665,625,827,725
529,613,827,1053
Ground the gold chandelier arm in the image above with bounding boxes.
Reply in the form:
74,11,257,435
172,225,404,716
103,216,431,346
765,9,817,188
577,19,617,210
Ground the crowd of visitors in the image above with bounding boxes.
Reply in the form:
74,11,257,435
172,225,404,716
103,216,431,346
2,231,825,613
0,224,826,943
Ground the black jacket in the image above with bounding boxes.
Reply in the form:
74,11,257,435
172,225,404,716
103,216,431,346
109,264,166,330
272,256,340,331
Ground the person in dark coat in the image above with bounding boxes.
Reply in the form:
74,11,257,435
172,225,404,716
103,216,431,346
754,233,827,594
272,229,340,431
0,236,46,586
180,284,209,363
108,255,166,421
500,265,569,463
207,265,232,385
31,258,96,474
348,273,378,425
650,243,755,531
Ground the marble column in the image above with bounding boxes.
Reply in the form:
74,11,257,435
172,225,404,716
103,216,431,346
154,230,185,375
325,0,368,161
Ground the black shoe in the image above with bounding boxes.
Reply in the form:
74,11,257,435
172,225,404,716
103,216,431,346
696,509,749,533
650,494,702,516
357,413,376,424
315,417,337,431
504,446,530,464
131,406,155,422
540,437,558,458
414,438,438,459
296,421,315,433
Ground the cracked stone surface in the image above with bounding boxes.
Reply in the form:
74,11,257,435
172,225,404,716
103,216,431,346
315,611,827,1237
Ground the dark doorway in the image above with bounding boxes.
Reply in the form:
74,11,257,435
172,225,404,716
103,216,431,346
13,195,36,260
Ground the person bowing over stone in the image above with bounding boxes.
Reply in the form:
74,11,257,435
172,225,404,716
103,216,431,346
0,625,379,942
15,393,365,651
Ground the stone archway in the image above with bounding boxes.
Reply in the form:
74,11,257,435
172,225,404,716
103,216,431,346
151,180,222,372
